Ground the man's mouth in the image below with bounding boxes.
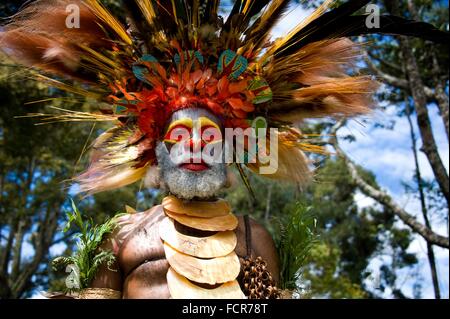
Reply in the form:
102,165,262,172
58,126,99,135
179,162,209,171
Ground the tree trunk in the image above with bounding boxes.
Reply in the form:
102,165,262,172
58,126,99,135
406,0,449,142
400,38,449,208
406,99,441,299
0,274,11,299
430,48,449,142
0,215,18,277
386,0,449,210
11,203,61,298
11,219,26,281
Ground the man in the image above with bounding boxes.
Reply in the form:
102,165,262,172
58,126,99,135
90,107,280,298
1,0,446,299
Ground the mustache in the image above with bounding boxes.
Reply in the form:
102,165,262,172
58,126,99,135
156,142,227,200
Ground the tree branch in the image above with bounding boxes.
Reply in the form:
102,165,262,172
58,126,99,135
362,48,435,99
329,120,449,249
384,0,449,209
430,47,449,141
51,230,76,246
367,50,403,73
11,202,61,298
398,37,449,207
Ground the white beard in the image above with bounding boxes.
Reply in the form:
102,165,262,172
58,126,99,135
155,142,227,200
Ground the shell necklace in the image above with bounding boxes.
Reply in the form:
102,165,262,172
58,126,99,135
160,195,245,299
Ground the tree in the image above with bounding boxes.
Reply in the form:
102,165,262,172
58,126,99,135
0,62,90,298
225,156,418,298
301,0,448,298
0,0,162,299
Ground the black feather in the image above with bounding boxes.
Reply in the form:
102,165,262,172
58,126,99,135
244,0,291,47
274,0,371,57
224,0,272,33
275,0,448,58
243,0,273,23
344,15,449,44
122,1,152,53
200,0,219,25
154,0,178,37
223,0,243,31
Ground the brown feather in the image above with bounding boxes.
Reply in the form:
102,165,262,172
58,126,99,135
0,0,131,83
264,38,379,121
247,130,313,185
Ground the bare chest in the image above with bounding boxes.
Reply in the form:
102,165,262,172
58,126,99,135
116,206,248,299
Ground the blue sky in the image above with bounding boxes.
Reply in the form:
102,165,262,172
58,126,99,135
26,1,449,299
341,104,449,298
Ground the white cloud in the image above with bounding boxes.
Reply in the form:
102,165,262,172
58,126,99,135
405,240,449,299
338,104,449,195
336,101,449,299
270,4,313,39
354,191,379,211
50,242,67,257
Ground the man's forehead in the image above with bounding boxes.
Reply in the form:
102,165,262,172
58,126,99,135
169,108,221,124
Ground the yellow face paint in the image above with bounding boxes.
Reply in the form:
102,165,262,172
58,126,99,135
198,117,220,131
164,118,192,144
166,118,193,133
164,116,222,144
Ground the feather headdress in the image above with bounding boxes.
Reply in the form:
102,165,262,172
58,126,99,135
1,0,447,194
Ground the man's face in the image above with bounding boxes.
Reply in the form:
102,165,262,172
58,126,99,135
155,108,227,200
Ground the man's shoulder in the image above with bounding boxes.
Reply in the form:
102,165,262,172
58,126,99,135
108,204,164,251
116,204,162,226
236,215,273,242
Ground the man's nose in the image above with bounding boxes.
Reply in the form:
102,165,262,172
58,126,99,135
182,136,204,153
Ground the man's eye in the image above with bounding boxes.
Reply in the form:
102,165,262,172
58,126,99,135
164,125,191,143
202,126,222,143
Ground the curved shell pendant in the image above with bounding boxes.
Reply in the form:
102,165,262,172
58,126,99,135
163,242,241,285
166,267,245,299
164,210,238,232
159,217,237,258
162,195,230,217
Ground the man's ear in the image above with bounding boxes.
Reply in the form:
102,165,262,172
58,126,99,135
144,165,161,189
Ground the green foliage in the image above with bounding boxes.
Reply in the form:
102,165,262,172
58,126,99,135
300,243,368,299
52,200,120,291
274,204,318,290
225,157,418,298
0,51,157,297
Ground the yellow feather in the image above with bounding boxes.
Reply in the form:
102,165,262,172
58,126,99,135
17,106,117,125
84,0,132,45
136,0,167,45
136,0,157,23
77,164,149,195
34,75,104,99
78,44,119,70
242,0,253,14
